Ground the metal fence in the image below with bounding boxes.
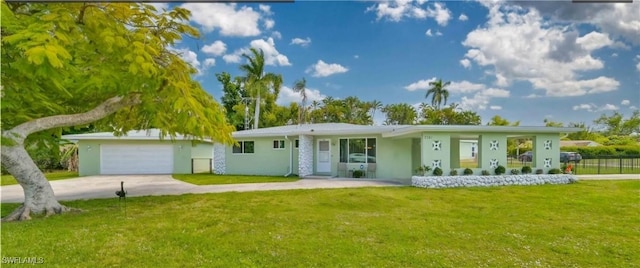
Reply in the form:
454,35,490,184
572,155,640,175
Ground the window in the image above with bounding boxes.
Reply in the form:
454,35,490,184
273,140,285,149
339,138,376,163
233,141,255,154
295,139,299,149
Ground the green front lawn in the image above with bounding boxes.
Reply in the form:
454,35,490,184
172,173,299,185
2,180,638,267
1,171,78,186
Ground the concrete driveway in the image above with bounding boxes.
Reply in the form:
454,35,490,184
0,175,404,203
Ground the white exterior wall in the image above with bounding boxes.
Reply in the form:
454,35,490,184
298,135,313,177
213,143,226,174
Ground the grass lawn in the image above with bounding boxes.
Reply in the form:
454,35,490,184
2,180,639,267
1,171,78,186
172,173,300,185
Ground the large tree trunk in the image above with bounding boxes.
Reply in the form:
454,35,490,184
1,145,69,222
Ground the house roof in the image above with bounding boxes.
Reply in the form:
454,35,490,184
62,129,212,142
233,123,583,139
559,140,601,147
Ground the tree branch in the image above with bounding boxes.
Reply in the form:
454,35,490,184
5,94,140,143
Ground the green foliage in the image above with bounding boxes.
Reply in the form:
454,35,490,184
594,110,640,136
487,115,520,126
449,169,458,176
418,103,481,125
548,168,562,174
432,167,443,176
521,166,532,174
425,78,450,110
560,145,640,158
2,2,234,146
352,170,364,178
306,96,373,125
463,168,473,175
494,165,506,175
535,169,544,174
382,103,417,125
481,170,490,175
544,118,563,127
510,169,520,175
415,165,431,175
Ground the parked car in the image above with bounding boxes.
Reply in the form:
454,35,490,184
348,153,376,163
560,152,582,163
518,151,533,162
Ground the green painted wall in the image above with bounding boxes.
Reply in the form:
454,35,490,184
191,142,213,173
411,138,421,175
478,134,508,172
77,140,195,176
533,134,561,172
450,138,461,168
225,137,292,176
422,133,452,172
376,138,412,179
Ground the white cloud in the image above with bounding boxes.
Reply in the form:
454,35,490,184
600,104,618,111
306,60,349,77
572,103,619,112
461,5,621,97
459,13,469,21
404,77,437,91
611,53,618,57
277,86,327,105
448,80,485,94
203,58,216,68
201,40,227,56
460,58,472,69
366,1,452,26
425,29,433,37
490,105,502,110
621,99,630,106
428,3,452,26
630,106,638,110
271,31,282,39
259,4,272,15
290,37,312,47
264,19,275,30
636,62,640,72
436,30,443,36
223,37,291,66
181,3,266,37
354,55,360,59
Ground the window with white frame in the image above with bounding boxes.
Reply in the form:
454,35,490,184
339,138,376,163
232,141,255,154
273,140,285,149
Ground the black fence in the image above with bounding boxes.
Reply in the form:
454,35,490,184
572,155,640,175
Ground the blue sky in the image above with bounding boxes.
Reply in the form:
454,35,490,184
154,1,639,126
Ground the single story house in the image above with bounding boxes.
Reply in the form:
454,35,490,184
63,129,214,176
215,123,581,179
559,140,601,147
64,123,581,178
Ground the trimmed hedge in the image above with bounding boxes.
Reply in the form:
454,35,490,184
560,145,640,158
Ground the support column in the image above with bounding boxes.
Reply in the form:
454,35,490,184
534,134,560,173
450,138,460,169
421,133,451,174
298,135,313,177
478,134,507,173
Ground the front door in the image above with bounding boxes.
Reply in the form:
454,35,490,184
316,139,331,173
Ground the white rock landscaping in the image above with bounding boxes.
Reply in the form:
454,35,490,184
412,174,578,189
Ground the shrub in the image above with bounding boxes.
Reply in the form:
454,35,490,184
548,168,562,174
433,167,443,176
561,163,567,172
494,165,506,175
481,170,490,176
352,170,364,178
535,169,544,174
463,168,473,175
415,165,431,176
449,169,458,176
521,166,532,174
510,169,520,175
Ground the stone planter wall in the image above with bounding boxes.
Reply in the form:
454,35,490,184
412,174,578,188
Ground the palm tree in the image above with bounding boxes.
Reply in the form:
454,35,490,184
369,100,383,125
239,48,283,129
426,78,450,110
292,78,308,124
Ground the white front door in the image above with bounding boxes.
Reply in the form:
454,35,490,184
316,139,331,173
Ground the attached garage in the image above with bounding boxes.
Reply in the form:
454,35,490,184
100,144,174,175
63,129,216,176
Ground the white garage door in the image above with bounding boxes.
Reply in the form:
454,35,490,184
100,144,174,175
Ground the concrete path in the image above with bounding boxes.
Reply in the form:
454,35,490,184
0,175,404,203
1,174,637,204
